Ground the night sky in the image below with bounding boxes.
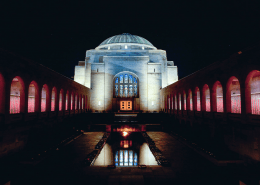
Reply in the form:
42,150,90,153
1,1,260,79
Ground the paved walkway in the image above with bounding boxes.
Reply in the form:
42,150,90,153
13,132,238,185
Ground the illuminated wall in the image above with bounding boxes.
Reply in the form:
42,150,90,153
216,82,223,112
59,90,63,111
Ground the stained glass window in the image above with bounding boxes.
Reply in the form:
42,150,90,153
134,85,137,96
124,74,128,83
120,85,123,97
115,85,118,96
124,85,128,97
129,85,133,96
120,75,123,83
114,73,138,98
129,75,133,83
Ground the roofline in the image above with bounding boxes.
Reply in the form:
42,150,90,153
95,43,157,50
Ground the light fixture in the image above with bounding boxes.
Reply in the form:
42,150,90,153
125,45,127,49
152,101,154,106
98,101,101,106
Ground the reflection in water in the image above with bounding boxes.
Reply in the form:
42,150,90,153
115,149,138,166
93,132,157,166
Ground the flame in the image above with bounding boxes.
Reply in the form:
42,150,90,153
122,131,128,137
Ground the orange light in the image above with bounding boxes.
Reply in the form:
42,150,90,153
122,131,128,137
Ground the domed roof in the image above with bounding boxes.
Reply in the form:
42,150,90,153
99,33,154,47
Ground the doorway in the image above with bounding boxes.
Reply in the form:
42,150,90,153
120,101,132,111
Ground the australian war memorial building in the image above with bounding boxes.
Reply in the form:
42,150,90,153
74,33,178,112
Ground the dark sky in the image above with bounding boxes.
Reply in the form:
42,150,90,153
1,1,260,79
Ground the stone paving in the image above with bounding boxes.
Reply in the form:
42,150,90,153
13,131,238,185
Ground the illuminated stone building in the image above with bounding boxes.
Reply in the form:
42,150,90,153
74,33,178,112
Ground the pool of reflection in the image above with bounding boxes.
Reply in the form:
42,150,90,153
93,132,158,166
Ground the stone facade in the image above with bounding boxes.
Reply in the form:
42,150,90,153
74,34,178,112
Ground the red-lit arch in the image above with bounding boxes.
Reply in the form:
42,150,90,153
195,87,201,111
65,90,69,110
183,90,187,110
245,70,260,114
10,76,25,114
226,76,241,113
41,84,49,112
59,89,64,111
212,81,223,112
0,73,5,114
28,81,39,113
188,89,193,111
202,84,210,112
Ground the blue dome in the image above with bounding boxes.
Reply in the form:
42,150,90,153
99,33,154,47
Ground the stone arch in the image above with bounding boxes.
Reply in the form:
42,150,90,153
75,93,78,110
245,70,260,114
212,81,223,112
71,92,74,110
28,81,39,113
10,76,25,114
188,89,193,111
0,73,5,114
59,89,64,111
226,76,241,113
41,84,49,112
65,90,69,110
183,90,187,110
202,84,210,112
178,92,182,110
51,87,57,111
195,87,201,111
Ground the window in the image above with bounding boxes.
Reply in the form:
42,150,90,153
114,73,138,98
228,77,241,113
